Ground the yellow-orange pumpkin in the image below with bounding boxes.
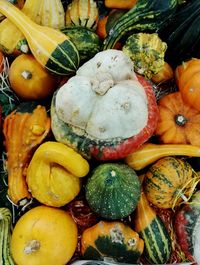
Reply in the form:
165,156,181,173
155,92,200,147
11,206,78,265
8,54,58,100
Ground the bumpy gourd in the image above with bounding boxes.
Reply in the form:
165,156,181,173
0,0,79,75
51,49,158,160
26,141,90,207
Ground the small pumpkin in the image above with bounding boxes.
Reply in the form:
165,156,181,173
51,49,158,160
3,102,51,205
105,0,137,9
11,205,78,265
81,221,144,263
85,163,141,220
177,58,200,111
143,156,200,209
9,54,59,100
27,141,90,207
155,92,200,146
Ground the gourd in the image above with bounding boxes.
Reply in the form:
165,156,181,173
51,49,158,160
26,141,90,207
85,163,141,220
155,92,200,146
61,26,101,62
0,0,24,20
11,205,78,265
0,0,80,75
8,54,59,100
125,142,200,171
0,208,15,265
0,0,65,55
122,33,167,79
143,157,200,209
151,62,173,83
81,221,144,263
65,0,99,30
177,58,200,111
102,0,178,50
134,191,172,264
3,102,51,205
174,190,200,264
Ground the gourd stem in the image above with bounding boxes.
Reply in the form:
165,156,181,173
175,114,187,126
21,70,32,80
24,240,40,254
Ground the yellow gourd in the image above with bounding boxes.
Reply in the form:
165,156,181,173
26,141,90,207
0,0,79,75
11,205,78,265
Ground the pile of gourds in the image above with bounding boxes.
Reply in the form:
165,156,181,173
0,0,200,265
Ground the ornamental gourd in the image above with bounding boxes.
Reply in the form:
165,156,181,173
27,141,89,207
0,0,79,75
11,206,78,265
51,49,158,160
155,92,200,146
81,221,144,263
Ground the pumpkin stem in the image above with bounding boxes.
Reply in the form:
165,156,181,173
175,114,187,126
24,240,40,254
21,70,32,80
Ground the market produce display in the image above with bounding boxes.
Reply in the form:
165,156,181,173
0,0,200,265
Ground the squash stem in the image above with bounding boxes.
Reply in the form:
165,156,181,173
21,70,32,80
24,240,40,254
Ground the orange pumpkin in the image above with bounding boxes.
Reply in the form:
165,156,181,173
155,92,200,146
8,54,58,100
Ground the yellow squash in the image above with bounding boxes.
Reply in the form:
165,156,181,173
26,141,90,207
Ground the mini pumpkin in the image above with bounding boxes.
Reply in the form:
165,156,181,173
8,54,58,100
155,92,200,146
176,58,200,111
51,49,158,160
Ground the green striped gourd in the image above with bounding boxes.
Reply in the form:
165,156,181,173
134,192,172,264
0,0,79,75
0,208,15,265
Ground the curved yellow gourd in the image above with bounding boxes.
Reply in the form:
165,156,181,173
0,0,79,75
27,141,90,207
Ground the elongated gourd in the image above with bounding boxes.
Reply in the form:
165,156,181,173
0,208,15,265
0,0,79,75
125,143,200,170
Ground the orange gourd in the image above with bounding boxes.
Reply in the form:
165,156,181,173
105,0,137,9
3,102,51,205
151,62,174,84
155,92,200,147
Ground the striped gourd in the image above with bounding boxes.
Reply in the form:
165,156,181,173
0,0,79,75
134,192,172,264
102,0,178,50
0,208,15,265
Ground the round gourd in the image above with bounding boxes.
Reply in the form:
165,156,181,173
85,163,141,220
51,49,158,160
143,157,199,209
11,206,78,265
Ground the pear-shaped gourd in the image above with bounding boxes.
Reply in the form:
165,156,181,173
0,0,79,75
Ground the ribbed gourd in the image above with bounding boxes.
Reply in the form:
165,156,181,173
0,208,15,265
0,0,79,75
65,0,99,30
0,0,65,55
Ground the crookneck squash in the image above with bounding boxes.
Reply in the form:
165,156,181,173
134,191,172,264
85,163,141,220
0,208,15,265
155,92,200,146
143,157,200,209
51,49,158,160
26,141,89,207
0,0,79,75
81,221,144,263
3,102,51,205
11,206,78,265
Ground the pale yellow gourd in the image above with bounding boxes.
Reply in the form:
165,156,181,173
0,0,79,75
0,0,65,55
